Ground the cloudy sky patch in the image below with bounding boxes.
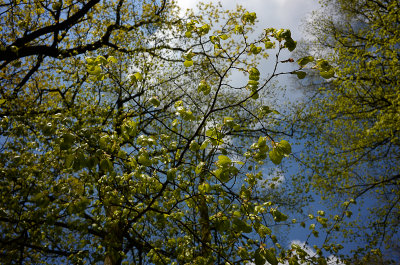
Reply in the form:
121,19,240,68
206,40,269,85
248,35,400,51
175,0,320,103
176,0,319,39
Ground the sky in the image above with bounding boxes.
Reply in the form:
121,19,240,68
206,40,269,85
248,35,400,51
176,0,321,104
173,1,349,261
171,2,399,262
176,0,319,40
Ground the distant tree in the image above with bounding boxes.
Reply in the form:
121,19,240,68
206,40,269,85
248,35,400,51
291,0,400,261
0,1,325,264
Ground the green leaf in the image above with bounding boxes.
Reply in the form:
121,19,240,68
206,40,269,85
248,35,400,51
254,248,266,265
289,257,300,265
278,140,291,155
167,168,177,181
107,56,117,63
237,247,249,259
297,56,314,67
295,71,306,79
128,156,137,168
232,218,252,233
189,140,200,151
220,147,228,155
223,116,234,126
212,167,222,177
65,154,74,168
42,122,54,136
250,45,262,54
319,68,334,79
248,80,259,88
195,162,205,175
198,182,211,193
217,155,231,166
138,154,152,166
232,211,241,217
87,65,101,75
234,24,244,34
264,248,278,265
100,158,112,172
200,139,210,150
133,72,143,81
248,67,260,76
117,149,127,159
271,208,288,222
206,127,224,145
259,106,272,116
171,119,179,128
214,168,230,182
52,2,62,10
198,80,211,95
72,152,85,171
315,59,331,71
96,56,107,65
85,57,95,64
269,149,283,165
220,34,228,40
242,11,257,24
284,39,297,51
210,35,219,44
281,29,292,39
257,136,267,148
60,133,75,150
251,92,259,100
264,41,275,49
345,211,352,218
99,135,109,149
149,96,160,107
257,224,272,237
184,60,193,67
200,24,210,35
249,74,260,81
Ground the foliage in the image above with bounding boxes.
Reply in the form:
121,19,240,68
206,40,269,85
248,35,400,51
0,0,329,264
292,0,400,261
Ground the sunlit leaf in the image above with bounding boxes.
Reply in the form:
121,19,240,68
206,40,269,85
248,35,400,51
294,71,306,79
297,56,314,67
184,60,193,67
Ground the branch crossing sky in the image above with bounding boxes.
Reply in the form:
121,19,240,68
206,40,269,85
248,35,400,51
176,0,319,40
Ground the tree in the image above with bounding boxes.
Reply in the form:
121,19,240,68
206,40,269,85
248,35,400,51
291,0,400,261
0,1,327,264
0,0,173,114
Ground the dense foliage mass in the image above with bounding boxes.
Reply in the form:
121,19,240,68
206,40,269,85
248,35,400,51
0,1,332,264
293,0,400,262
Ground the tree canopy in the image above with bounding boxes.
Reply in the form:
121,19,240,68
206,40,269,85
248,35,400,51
0,1,329,264
292,0,400,262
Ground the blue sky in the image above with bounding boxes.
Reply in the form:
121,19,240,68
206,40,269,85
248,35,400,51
172,3,395,262
174,1,350,262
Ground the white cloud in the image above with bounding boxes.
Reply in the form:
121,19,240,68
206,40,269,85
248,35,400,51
282,240,345,265
175,0,197,14
175,0,319,39
246,240,344,265
173,0,321,104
